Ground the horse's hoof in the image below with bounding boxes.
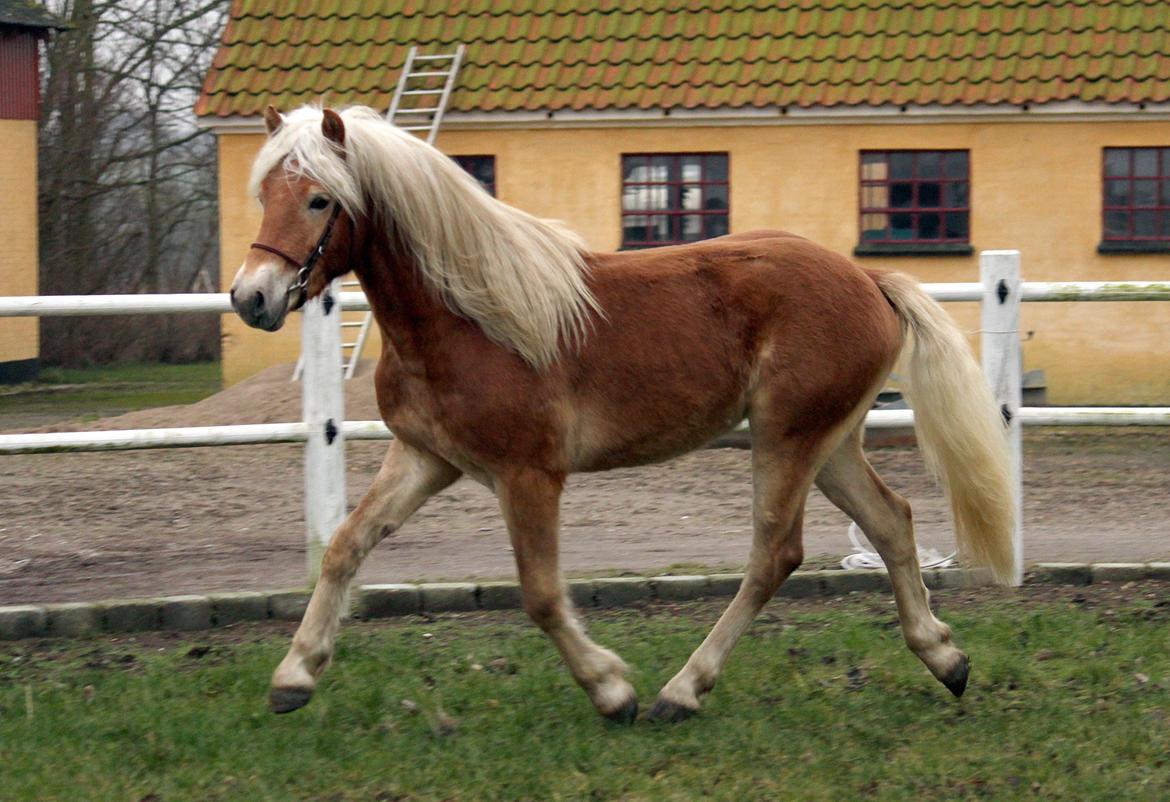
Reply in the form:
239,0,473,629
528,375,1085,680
270,686,313,714
602,697,639,725
642,697,698,723
941,654,970,698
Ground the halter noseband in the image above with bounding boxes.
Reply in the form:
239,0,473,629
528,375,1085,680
250,202,343,299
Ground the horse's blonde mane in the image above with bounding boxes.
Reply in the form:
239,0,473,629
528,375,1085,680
249,105,600,369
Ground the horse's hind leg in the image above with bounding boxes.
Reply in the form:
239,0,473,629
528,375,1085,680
646,431,819,722
269,440,460,713
497,468,638,723
815,427,969,696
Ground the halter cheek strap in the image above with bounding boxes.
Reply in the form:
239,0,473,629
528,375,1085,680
249,202,343,297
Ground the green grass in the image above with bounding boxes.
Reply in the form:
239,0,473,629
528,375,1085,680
3,591,1170,801
0,362,221,428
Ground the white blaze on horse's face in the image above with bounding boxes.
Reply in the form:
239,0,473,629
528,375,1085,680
230,169,335,332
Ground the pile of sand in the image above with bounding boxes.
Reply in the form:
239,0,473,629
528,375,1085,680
33,361,385,433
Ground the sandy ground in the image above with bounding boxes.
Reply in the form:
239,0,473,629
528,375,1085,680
1,364,1168,604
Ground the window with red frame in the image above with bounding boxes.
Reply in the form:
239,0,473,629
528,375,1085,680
453,155,496,196
1102,147,1170,244
621,154,729,248
859,150,970,246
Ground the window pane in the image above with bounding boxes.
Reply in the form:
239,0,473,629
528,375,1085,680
889,152,913,179
473,159,494,187
1134,179,1158,206
1134,149,1159,177
919,212,941,239
1163,211,1170,239
704,184,729,210
890,212,914,239
622,185,645,211
647,215,672,242
1134,210,1158,237
681,184,702,210
861,213,888,240
705,155,729,182
454,156,496,195
647,186,669,210
943,151,969,178
918,152,942,179
622,156,647,183
681,156,703,183
860,153,888,181
647,155,672,182
681,214,703,239
1104,179,1130,207
1163,149,1170,177
704,215,729,238
944,212,969,240
1104,210,1129,238
1104,149,1129,177
918,182,942,207
861,184,888,209
622,215,648,241
1162,179,1170,205
943,182,969,207
890,183,913,208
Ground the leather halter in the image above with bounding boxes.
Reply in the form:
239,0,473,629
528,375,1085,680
250,202,343,300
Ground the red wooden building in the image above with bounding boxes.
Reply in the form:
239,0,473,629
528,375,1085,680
0,0,62,382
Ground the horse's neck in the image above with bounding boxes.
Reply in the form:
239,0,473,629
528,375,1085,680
352,228,459,365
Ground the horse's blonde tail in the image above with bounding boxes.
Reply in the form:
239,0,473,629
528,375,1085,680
874,271,1016,585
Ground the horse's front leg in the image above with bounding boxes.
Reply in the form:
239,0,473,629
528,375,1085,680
270,440,460,713
497,469,639,723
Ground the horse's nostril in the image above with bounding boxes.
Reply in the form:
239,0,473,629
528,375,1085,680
229,287,237,303
254,290,265,311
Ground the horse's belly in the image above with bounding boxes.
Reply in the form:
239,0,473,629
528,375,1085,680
570,389,747,472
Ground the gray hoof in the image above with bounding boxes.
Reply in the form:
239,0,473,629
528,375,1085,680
941,654,970,698
602,697,639,725
642,697,698,723
270,686,313,714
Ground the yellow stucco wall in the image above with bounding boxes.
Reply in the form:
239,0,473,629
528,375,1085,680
218,119,1170,403
0,119,39,367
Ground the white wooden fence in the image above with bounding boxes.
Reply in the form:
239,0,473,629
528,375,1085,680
2,251,1169,585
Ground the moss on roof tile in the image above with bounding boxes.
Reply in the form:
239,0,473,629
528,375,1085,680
196,0,1170,117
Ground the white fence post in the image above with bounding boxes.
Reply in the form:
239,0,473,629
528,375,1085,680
301,278,346,585
980,251,1024,586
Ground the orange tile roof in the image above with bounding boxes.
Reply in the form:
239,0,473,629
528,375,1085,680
196,0,1170,118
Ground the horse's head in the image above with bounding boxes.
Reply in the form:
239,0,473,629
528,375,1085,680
230,106,353,331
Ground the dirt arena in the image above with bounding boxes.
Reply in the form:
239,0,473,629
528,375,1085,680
2,364,1168,604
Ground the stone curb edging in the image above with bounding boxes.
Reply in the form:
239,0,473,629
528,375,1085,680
0,563,1166,641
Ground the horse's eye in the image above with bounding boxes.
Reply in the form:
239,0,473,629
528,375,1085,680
309,197,330,211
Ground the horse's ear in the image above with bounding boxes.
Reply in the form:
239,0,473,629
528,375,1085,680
263,105,283,136
322,109,345,149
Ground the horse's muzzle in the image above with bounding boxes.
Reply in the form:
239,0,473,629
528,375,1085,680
230,260,293,331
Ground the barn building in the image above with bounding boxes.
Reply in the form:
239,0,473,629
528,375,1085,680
0,0,61,383
197,0,1170,404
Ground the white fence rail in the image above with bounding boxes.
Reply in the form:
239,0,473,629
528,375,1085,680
2,254,1169,585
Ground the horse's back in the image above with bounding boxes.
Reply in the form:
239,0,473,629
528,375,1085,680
568,234,902,470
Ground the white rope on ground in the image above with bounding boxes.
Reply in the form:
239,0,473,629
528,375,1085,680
839,521,956,571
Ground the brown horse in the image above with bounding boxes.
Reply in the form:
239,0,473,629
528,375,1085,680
230,105,1014,723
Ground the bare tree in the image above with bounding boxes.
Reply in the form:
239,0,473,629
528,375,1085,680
38,0,227,365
